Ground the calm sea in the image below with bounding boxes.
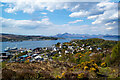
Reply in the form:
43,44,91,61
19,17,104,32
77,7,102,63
0,37,119,53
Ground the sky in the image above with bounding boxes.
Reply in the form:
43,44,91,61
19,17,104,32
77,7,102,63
0,0,119,36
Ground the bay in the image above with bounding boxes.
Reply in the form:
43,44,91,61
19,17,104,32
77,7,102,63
0,39,71,53
0,37,119,53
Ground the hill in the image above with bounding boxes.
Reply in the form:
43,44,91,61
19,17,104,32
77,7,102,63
0,33,59,42
1,38,119,79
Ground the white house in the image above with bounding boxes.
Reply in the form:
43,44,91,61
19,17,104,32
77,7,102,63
34,55,42,60
81,48,84,51
59,44,62,48
65,50,69,54
59,55,62,57
59,51,61,54
82,44,85,47
53,48,57,51
68,46,73,50
89,53,95,56
89,47,92,50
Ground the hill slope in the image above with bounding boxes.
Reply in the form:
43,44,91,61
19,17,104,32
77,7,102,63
0,33,59,42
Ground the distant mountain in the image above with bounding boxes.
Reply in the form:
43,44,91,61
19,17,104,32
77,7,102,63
103,35,120,38
54,33,119,38
0,33,59,42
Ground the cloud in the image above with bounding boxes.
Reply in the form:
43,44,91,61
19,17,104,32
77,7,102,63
87,15,98,19
41,12,47,15
0,0,102,3
0,0,100,13
69,1,118,27
0,17,118,35
69,11,90,17
106,27,114,30
0,1,69,13
91,2,118,26
105,21,116,26
0,0,118,35
0,17,52,29
68,20,83,24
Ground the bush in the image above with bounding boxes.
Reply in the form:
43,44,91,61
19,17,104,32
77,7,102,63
111,42,120,63
79,54,90,63
90,53,102,66
105,55,111,66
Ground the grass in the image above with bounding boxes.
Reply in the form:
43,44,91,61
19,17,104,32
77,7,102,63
98,67,119,78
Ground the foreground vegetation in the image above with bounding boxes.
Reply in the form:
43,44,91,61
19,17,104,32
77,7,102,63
1,38,120,79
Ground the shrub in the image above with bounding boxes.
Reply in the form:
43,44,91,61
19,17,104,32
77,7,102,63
78,73,85,78
105,55,111,66
101,62,107,67
111,42,120,63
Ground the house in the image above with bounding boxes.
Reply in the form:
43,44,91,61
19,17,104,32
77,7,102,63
40,58,44,61
68,46,73,50
20,50,25,53
45,54,48,58
81,48,84,51
0,53,6,56
97,48,101,51
27,50,32,53
30,59,35,62
31,54,38,57
27,53,32,56
49,57,53,61
44,58,47,61
53,48,57,51
34,55,42,60
89,47,92,50
87,46,91,48
46,53,51,57
58,51,61,54
82,44,85,47
51,51,57,56
46,47,53,51
89,53,95,56
0,53,8,60
59,55,62,57
65,50,69,54
59,44,62,48
0,52,13,60
26,56,31,59
19,55,28,59
33,47,42,52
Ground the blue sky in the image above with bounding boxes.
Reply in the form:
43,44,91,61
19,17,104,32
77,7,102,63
0,0,119,36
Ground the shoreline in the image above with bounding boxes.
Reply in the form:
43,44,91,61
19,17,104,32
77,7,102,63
1,37,119,42
0,38,65,42
1,38,119,53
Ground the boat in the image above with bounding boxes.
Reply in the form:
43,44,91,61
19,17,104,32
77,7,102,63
11,47,18,50
4,47,10,52
4,47,18,52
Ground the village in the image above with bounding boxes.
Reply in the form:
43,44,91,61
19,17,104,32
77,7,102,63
1,38,112,63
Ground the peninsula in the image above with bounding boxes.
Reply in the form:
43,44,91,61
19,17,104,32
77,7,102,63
0,33,61,42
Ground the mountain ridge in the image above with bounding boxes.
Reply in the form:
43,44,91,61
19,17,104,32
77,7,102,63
54,32,120,38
